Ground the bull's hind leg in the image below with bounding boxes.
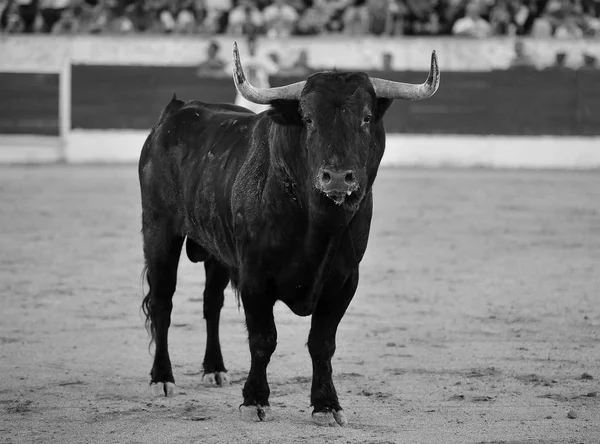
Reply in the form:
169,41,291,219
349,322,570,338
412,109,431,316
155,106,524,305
202,257,230,385
142,229,184,397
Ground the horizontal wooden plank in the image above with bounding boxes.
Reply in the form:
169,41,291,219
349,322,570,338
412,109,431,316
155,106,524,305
1,67,599,136
0,73,59,136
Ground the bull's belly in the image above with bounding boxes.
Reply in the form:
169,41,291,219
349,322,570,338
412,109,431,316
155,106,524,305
271,263,342,317
185,208,346,317
279,288,318,317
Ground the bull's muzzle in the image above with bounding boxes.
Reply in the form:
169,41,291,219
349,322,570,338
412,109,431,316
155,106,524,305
316,167,359,206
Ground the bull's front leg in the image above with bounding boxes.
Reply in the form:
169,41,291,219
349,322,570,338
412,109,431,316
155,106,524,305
308,270,358,427
239,291,277,422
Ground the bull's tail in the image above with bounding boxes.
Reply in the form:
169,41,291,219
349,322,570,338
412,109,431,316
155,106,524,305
140,265,156,350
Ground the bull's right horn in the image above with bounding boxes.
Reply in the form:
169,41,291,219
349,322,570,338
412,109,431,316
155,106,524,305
232,41,306,104
370,51,440,101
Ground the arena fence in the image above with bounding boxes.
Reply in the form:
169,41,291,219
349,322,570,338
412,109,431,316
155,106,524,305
1,35,599,168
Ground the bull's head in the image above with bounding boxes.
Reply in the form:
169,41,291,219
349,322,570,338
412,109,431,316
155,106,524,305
232,42,440,212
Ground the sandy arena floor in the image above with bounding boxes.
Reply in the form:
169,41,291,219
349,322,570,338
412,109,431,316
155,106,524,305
0,165,598,444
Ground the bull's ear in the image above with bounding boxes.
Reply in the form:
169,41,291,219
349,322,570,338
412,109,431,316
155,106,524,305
375,98,393,121
267,99,303,126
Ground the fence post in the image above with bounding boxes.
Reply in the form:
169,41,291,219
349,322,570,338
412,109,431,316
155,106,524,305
59,54,72,163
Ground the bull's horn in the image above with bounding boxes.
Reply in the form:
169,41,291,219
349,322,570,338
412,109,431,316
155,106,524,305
232,41,306,104
370,51,440,101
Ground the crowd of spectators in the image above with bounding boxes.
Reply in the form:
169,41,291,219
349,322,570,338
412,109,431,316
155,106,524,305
1,0,599,38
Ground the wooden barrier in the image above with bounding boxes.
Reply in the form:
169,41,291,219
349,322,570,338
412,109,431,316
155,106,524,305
2,67,598,136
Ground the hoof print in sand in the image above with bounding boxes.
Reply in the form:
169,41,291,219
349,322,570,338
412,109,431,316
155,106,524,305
312,409,347,427
203,372,229,386
239,404,273,422
150,381,175,397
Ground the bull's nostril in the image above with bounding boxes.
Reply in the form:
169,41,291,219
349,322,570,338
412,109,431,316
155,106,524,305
322,171,331,183
345,172,355,184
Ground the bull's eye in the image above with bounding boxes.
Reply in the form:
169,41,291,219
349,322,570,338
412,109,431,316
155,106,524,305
304,117,313,125
363,115,372,123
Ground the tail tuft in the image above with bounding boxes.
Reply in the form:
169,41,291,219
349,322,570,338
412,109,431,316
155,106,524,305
140,265,156,350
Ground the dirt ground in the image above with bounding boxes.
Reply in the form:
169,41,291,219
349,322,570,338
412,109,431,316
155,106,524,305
0,165,598,444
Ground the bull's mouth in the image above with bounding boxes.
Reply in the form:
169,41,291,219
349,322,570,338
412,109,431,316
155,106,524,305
325,189,361,209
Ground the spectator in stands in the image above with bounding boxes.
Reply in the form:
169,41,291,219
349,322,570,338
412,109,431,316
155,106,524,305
421,10,441,34
156,1,178,33
285,0,304,12
512,0,537,35
382,52,393,70
317,0,351,33
70,0,103,33
509,39,536,68
267,51,281,70
1,0,23,32
196,39,228,77
278,48,312,75
16,0,38,33
437,0,465,34
555,13,584,37
99,0,134,33
365,0,386,35
404,0,438,35
204,0,231,33
263,0,299,37
52,2,82,32
126,0,160,32
342,0,369,35
292,49,311,71
529,5,555,37
452,1,492,37
227,0,264,35
383,0,408,35
171,0,198,33
191,0,210,33
39,0,69,33
582,10,600,36
489,0,514,35
153,0,201,34
295,1,328,34
6,0,597,38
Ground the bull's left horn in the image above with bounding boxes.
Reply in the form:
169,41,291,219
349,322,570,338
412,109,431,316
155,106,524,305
370,51,440,101
232,41,306,104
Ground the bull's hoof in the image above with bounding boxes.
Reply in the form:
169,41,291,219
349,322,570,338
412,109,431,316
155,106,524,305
150,381,175,397
239,404,273,422
312,409,347,427
203,371,229,386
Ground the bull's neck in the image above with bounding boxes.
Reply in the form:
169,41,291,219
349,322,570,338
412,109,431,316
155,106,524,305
264,142,354,309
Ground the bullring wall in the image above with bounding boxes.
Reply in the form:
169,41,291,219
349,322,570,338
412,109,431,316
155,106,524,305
1,35,599,167
3,67,598,137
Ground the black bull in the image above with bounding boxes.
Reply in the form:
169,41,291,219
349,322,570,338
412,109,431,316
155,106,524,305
139,43,440,426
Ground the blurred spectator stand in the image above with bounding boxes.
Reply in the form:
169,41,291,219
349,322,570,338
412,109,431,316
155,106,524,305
227,0,264,35
196,39,228,77
452,2,492,37
509,39,537,68
263,0,298,37
1,0,599,39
